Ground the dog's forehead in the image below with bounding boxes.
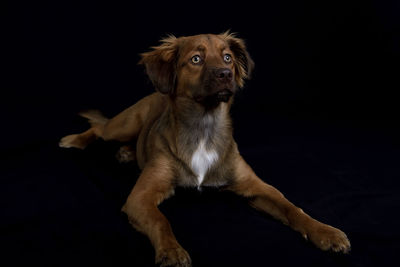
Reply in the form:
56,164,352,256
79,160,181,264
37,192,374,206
180,34,228,54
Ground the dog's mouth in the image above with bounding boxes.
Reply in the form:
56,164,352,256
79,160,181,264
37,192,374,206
215,89,234,103
194,88,234,107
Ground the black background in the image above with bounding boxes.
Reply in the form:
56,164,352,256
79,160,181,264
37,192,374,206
3,0,400,266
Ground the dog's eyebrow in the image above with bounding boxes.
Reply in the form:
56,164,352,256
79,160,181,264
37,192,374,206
220,45,228,52
195,45,207,52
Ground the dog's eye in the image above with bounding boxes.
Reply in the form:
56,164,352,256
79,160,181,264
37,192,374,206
223,54,232,63
191,55,202,64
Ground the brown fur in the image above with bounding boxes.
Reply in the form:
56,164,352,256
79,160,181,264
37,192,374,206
60,32,350,267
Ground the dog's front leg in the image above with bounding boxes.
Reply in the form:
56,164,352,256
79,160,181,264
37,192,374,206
122,156,192,267
228,154,351,253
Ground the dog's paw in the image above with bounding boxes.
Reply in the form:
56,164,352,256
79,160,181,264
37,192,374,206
306,223,351,253
59,134,86,149
156,246,192,267
116,145,136,163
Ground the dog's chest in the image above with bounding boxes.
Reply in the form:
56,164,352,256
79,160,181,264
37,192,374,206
190,139,219,186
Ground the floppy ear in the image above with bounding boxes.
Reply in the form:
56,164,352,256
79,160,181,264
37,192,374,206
221,32,254,88
139,35,179,94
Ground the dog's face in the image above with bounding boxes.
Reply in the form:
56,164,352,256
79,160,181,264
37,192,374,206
140,32,254,107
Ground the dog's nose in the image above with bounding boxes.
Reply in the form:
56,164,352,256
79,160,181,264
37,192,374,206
215,68,233,83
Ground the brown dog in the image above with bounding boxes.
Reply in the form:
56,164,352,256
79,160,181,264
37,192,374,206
60,32,350,266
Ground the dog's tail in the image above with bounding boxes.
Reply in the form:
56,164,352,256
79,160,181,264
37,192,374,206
79,109,109,127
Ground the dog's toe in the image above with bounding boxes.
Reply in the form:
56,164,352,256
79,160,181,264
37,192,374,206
308,223,351,254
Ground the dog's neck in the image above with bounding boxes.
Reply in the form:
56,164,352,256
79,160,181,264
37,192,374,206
166,96,233,155
170,96,232,138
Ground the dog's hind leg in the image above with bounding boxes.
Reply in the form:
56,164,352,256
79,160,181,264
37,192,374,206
59,110,108,149
59,93,165,149
59,128,98,149
99,93,164,143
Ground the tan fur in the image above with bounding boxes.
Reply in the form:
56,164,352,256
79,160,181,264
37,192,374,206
60,33,350,267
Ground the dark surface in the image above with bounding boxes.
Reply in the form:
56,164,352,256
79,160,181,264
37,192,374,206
3,1,400,266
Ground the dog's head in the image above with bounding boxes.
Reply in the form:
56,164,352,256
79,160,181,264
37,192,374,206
140,32,254,107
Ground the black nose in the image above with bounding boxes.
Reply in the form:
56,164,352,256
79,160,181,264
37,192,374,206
215,68,233,83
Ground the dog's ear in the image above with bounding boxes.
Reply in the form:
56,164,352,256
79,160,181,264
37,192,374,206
139,35,179,94
221,32,254,88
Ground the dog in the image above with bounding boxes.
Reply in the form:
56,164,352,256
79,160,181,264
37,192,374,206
60,32,351,267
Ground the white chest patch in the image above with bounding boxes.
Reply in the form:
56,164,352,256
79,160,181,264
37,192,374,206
190,140,219,186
